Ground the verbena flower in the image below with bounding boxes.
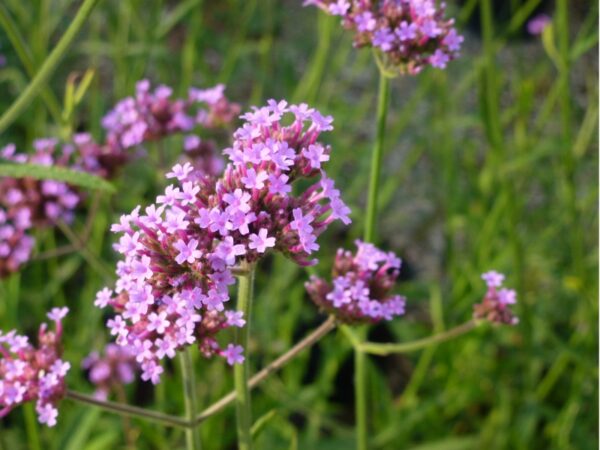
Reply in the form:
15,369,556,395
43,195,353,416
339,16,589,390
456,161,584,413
304,0,463,74
74,82,237,179
305,240,405,323
0,141,80,277
473,271,518,325
82,344,138,400
96,100,351,383
0,307,70,427
102,80,239,153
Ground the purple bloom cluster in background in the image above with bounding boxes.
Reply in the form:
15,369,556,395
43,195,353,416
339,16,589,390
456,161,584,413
81,81,239,179
0,141,80,277
306,240,405,323
82,344,138,400
473,271,518,325
304,0,463,74
0,82,238,278
95,100,351,383
0,307,70,427
527,13,551,36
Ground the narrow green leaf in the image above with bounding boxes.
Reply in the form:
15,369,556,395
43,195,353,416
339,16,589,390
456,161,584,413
0,162,115,193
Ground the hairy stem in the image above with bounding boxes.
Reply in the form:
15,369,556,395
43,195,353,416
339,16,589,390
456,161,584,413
234,262,255,450
180,348,202,449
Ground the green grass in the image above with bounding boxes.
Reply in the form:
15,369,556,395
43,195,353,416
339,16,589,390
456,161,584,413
0,0,598,449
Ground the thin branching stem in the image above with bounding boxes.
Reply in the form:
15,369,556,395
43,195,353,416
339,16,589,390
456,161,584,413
194,315,336,425
359,321,478,356
65,390,191,429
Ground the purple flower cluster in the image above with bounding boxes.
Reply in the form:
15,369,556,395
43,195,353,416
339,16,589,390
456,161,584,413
82,344,138,400
46,81,237,181
100,81,239,165
0,307,70,427
306,240,405,324
96,100,351,383
473,271,518,325
304,0,463,74
0,141,80,277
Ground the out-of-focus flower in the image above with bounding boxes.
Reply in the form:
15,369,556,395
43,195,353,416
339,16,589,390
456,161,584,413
82,344,138,400
102,81,239,152
527,13,551,36
306,240,405,324
304,0,463,74
473,271,518,325
0,141,81,277
0,308,70,427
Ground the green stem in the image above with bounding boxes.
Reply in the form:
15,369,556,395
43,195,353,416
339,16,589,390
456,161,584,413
0,0,101,134
364,70,391,243
354,67,391,450
355,347,368,450
180,349,202,450
234,262,255,450
359,321,477,356
23,402,41,450
65,390,191,428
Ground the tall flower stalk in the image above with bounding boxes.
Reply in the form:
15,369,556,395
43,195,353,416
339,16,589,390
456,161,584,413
301,2,465,447
234,262,255,450
180,348,202,450
364,70,391,243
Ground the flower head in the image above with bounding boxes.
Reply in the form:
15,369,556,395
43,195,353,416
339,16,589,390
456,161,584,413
473,271,518,325
82,344,139,400
0,142,81,277
306,241,405,324
0,308,70,426
304,0,463,74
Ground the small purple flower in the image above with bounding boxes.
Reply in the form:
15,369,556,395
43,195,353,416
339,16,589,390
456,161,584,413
355,11,377,32
396,21,418,41
47,307,69,322
174,239,202,265
241,168,268,190
225,311,246,327
221,344,245,365
481,271,505,288
429,49,450,68
248,228,276,253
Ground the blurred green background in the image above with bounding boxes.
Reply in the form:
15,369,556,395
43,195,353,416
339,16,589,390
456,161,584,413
0,0,597,449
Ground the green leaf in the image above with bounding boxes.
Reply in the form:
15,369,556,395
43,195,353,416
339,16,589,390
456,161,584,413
0,162,115,193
